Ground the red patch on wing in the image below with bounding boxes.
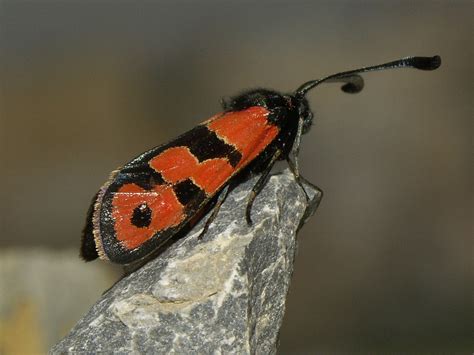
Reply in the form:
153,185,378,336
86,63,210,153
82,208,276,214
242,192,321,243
207,107,279,168
149,147,197,182
112,183,184,250
149,147,234,194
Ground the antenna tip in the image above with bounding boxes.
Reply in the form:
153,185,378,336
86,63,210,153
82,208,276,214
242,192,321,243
339,74,364,94
412,55,442,71
341,83,360,93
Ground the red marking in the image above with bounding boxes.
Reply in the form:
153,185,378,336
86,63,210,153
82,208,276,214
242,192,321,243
192,158,234,194
207,107,279,168
112,183,184,250
150,147,197,181
149,147,234,194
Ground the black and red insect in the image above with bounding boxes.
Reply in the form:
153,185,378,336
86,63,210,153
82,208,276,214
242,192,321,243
81,55,441,264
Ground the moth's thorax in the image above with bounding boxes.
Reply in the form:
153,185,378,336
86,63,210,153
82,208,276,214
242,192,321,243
223,88,313,133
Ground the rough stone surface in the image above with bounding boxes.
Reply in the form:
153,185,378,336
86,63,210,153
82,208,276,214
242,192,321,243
51,169,321,354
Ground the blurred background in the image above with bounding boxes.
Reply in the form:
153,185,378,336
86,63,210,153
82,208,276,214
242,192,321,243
0,1,471,353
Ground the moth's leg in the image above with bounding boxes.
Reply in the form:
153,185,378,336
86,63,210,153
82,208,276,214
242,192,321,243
287,115,312,202
299,174,323,209
246,149,282,225
287,156,309,201
287,157,324,208
198,184,231,240
291,116,304,178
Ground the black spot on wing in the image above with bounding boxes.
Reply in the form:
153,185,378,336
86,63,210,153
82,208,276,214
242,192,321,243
131,203,152,228
174,178,206,206
171,125,242,167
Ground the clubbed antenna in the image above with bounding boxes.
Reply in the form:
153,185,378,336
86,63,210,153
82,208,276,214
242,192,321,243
295,55,441,97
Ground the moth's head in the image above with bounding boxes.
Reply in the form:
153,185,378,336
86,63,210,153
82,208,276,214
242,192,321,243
288,94,313,135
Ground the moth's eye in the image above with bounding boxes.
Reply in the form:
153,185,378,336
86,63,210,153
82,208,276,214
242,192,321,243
131,203,152,228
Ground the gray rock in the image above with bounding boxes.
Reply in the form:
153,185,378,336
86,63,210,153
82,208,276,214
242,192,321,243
51,169,321,354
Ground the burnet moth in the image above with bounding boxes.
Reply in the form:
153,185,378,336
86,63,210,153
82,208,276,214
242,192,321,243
81,55,441,265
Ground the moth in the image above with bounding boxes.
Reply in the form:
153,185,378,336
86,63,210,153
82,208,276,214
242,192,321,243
81,55,441,264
